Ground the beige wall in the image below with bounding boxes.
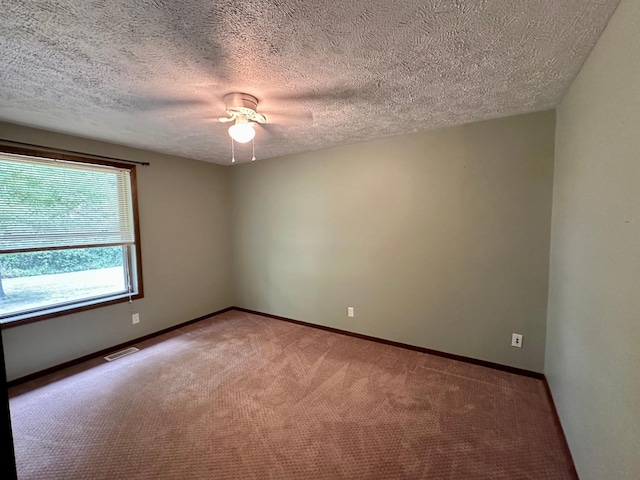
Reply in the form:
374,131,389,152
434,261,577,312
2,112,555,381
232,111,555,372
0,122,234,381
546,0,640,478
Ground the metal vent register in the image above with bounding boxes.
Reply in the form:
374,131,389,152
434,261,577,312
104,347,139,362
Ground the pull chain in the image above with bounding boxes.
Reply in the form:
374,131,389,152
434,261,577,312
231,138,236,163
123,246,133,313
251,137,256,161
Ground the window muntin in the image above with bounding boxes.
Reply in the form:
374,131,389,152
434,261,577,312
0,149,143,325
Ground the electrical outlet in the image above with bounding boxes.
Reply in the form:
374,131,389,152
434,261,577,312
347,307,354,317
132,313,140,324
511,333,523,348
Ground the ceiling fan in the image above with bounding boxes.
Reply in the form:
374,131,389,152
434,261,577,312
218,92,316,163
217,93,266,154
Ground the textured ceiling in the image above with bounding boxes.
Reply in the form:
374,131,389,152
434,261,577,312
0,0,620,164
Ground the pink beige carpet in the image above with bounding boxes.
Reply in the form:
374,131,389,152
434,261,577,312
9,310,576,479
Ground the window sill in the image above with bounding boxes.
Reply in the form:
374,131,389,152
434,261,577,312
0,292,143,329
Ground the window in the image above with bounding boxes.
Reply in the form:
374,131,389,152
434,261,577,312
0,147,143,325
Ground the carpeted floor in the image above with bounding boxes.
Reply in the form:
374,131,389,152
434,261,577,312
9,310,576,479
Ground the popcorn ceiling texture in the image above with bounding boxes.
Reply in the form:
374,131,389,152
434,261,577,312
0,0,620,164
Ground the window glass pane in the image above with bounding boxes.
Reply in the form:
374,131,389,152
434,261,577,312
0,246,127,318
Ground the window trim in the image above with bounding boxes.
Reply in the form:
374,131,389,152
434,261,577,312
0,145,144,328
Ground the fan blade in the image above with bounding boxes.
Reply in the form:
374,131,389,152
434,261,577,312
271,86,359,103
269,82,380,105
259,109,313,126
123,95,208,112
255,122,285,137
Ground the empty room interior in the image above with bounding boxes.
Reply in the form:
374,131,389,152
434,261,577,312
0,0,638,479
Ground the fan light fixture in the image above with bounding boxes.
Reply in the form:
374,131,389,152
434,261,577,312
219,94,266,163
228,120,255,144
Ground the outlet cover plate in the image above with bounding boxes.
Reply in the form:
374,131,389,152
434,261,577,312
511,333,523,348
132,313,140,324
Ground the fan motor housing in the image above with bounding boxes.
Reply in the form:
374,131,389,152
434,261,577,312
224,93,266,123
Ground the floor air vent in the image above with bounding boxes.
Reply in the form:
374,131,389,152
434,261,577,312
104,347,139,362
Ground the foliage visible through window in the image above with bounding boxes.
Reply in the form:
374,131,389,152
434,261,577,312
0,149,142,323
